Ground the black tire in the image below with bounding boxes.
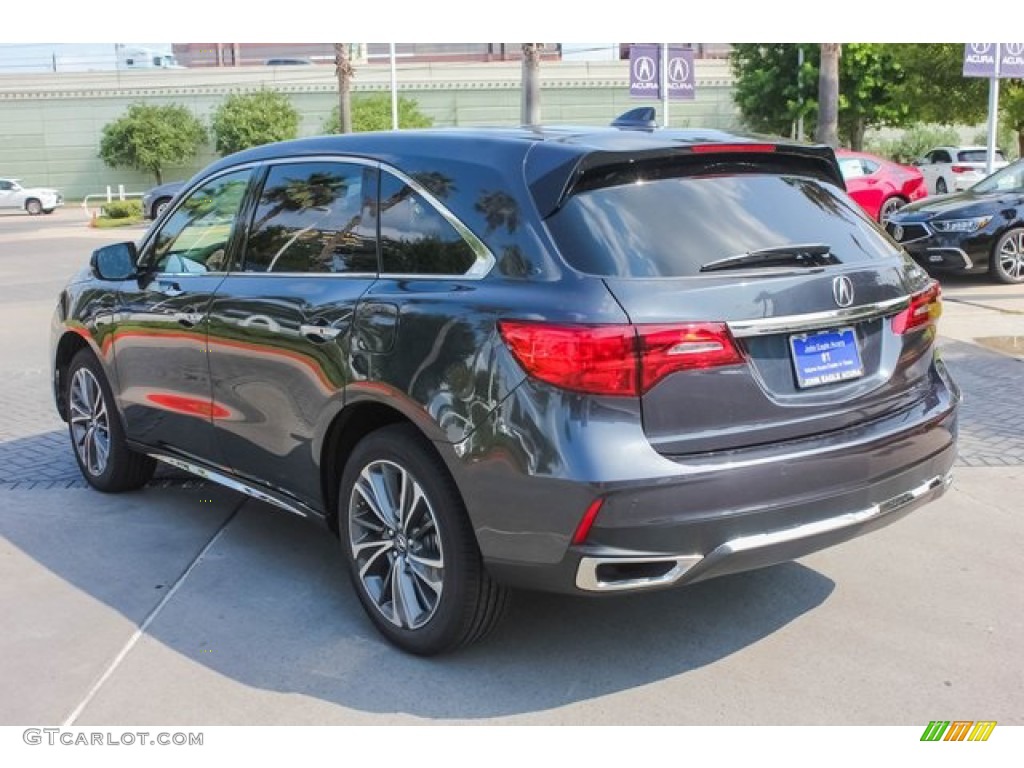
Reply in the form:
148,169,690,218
339,423,509,655
878,196,907,223
990,228,1024,285
25,198,42,215
153,197,171,219
935,177,948,195
66,349,156,492
42,208,55,215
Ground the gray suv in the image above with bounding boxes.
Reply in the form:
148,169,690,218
51,127,960,654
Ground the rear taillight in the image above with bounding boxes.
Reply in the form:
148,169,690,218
497,321,743,396
951,165,972,173
892,281,942,334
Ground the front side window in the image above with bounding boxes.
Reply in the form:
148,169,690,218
148,169,252,274
377,172,477,275
243,162,377,274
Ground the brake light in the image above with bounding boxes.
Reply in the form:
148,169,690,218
691,143,777,154
892,282,942,334
950,165,972,173
497,321,743,396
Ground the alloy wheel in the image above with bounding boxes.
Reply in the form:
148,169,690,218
69,367,111,476
998,231,1024,281
348,460,444,630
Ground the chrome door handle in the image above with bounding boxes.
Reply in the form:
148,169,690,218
176,311,204,328
300,324,341,343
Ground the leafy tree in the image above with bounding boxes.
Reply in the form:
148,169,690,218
210,90,299,156
732,43,909,149
882,44,987,126
98,103,206,184
1000,83,1024,158
322,93,434,133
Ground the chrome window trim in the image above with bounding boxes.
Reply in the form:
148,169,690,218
248,154,495,280
727,295,911,338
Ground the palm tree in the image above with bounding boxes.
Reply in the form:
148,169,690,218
521,44,542,125
334,43,355,134
815,44,841,148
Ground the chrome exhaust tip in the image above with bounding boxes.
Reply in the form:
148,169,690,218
576,553,703,592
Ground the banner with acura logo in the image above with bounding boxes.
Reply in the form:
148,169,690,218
629,44,695,100
963,43,1024,78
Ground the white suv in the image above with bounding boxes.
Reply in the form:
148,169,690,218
0,178,63,215
916,146,1009,194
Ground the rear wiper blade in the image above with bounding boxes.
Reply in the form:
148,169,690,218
699,243,836,273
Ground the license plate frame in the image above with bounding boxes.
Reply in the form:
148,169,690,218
789,326,864,389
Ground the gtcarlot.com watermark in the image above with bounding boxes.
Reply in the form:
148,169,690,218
23,729,203,747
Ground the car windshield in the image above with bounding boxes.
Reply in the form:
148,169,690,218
958,149,1006,163
972,162,1024,193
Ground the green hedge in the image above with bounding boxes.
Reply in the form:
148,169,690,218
103,199,144,219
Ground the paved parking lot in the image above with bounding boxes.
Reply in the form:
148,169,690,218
1,209,1022,725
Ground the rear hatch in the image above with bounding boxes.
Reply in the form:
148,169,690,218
542,145,940,455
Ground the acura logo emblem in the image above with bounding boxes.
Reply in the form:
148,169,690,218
668,57,689,82
633,56,656,82
833,276,855,308
891,224,904,241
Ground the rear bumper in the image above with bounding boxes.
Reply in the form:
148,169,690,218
460,360,959,595
575,471,951,592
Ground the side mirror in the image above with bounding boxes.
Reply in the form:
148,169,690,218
91,242,139,281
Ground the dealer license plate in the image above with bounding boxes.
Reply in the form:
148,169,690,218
789,327,864,389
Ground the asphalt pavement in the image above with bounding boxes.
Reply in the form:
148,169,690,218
1,209,1022,725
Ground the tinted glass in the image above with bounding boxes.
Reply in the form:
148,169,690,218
931,151,952,163
973,161,1024,193
149,169,251,273
861,159,879,174
546,173,899,278
838,158,868,179
244,162,377,273
958,149,1006,163
377,172,476,275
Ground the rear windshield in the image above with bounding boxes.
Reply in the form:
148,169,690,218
546,172,898,277
958,149,1006,162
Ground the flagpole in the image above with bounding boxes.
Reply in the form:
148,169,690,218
662,43,669,128
986,44,1000,175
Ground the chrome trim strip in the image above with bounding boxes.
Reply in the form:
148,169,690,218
149,453,312,518
707,473,948,560
925,247,974,269
888,220,932,245
574,472,950,593
575,554,703,592
727,295,910,338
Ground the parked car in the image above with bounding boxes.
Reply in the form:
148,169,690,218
0,178,63,215
837,150,927,222
885,158,1024,284
51,127,959,654
141,180,185,220
915,146,1009,194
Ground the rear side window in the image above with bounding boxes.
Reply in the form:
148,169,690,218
546,172,899,278
958,149,1006,163
377,171,477,275
244,161,377,274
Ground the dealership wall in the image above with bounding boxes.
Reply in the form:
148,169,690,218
0,60,738,201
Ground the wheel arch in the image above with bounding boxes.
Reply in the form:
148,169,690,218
320,401,425,532
54,331,94,420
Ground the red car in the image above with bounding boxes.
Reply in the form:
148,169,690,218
837,149,927,222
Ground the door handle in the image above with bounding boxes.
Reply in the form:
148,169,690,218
158,281,183,297
300,324,342,343
176,311,204,328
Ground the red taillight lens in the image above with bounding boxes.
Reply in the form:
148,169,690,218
951,165,971,173
497,321,743,396
637,324,743,389
892,281,942,334
572,498,605,545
